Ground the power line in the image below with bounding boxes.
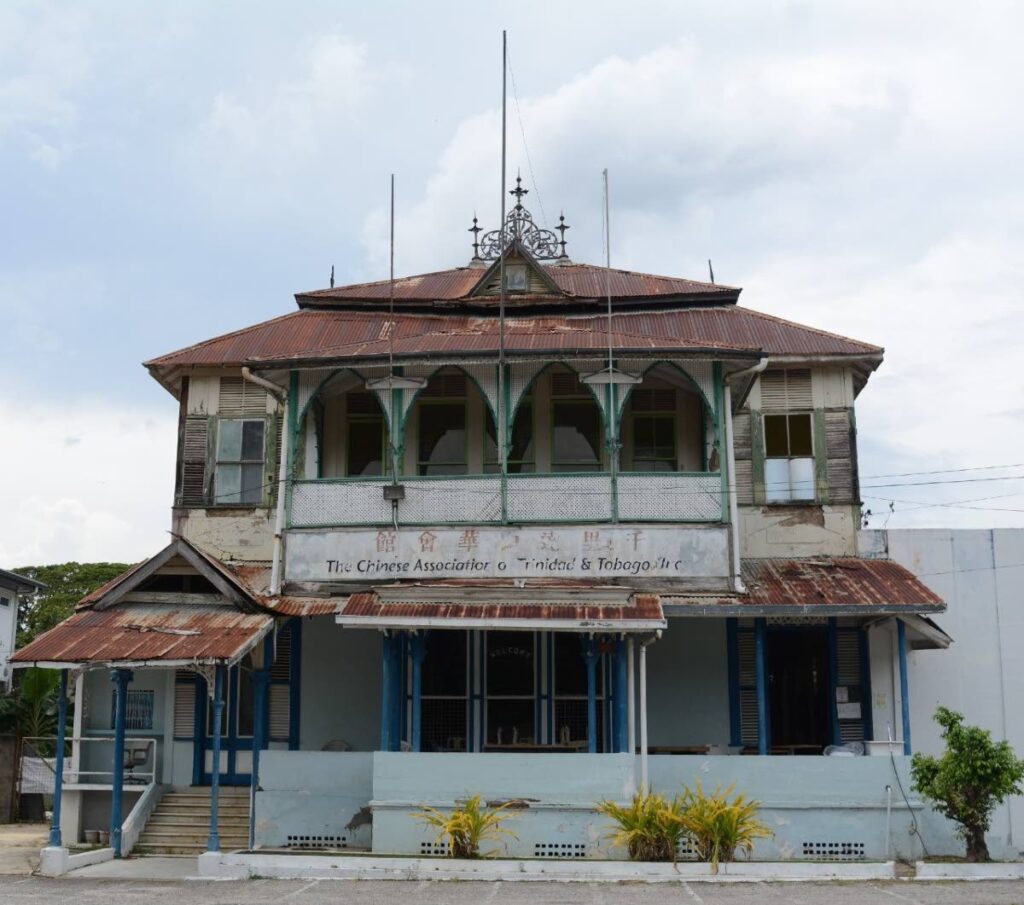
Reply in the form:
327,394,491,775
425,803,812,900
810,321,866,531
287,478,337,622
505,45,548,229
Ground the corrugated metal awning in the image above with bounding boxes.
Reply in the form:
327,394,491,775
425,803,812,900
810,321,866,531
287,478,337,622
336,591,666,632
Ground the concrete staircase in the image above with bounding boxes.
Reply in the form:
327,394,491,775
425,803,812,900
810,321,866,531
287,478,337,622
134,788,250,856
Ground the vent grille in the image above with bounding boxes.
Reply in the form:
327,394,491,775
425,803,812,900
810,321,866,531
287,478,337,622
219,376,269,415
286,834,347,850
268,685,290,741
802,840,866,861
173,671,195,739
534,842,588,859
420,842,449,855
759,369,812,410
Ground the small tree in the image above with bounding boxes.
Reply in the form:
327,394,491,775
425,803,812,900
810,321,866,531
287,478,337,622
911,706,1024,862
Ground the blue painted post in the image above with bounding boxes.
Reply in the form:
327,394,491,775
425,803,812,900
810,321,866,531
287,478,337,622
754,618,769,756
249,667,270,850
207,665,225,852
380,632,394,752
726,621,741,748
49,670,69,848
392,634,405,749
584,637,599,754
897,620,912,755
410,633,426,752
109,668,133,857
614,639,628,753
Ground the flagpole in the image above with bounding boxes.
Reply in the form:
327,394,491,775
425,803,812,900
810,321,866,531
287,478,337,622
498,30,508,523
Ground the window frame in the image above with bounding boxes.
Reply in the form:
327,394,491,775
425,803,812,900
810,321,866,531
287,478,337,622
344,391,391,477
627,387,678,472
110,689,155,732
550,373,604,473
763,411,816,503
416,375,469,476
213,416,268,507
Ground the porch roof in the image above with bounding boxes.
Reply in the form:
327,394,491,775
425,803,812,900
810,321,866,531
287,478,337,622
661,557,944,616
9,603,274,669
335,588,666,632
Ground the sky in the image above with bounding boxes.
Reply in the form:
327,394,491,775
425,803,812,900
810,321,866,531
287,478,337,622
2,0,1023,566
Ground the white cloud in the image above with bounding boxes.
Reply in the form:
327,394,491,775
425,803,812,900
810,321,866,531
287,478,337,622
0,396,176,566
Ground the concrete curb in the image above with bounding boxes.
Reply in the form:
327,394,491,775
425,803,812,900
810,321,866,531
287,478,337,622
915,861,1024,881
198,851,897,883
40,846,114,877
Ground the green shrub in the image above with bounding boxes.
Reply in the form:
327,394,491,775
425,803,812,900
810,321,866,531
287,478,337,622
598,790,685,862
413,794,519,858
912,706,1024,862
679,782,772,872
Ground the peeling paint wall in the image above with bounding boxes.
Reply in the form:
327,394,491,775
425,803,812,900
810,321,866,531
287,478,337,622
173,508,275,561
740,504,860,557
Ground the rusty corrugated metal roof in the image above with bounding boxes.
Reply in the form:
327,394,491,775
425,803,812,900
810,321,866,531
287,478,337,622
146,305,881,371
295,263,735,306
662,558,944,613
337,591,665,631
10,605,273,666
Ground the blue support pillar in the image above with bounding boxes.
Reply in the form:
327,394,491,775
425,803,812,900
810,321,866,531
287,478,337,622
827,618,842,746
109,668,133,857
897,620,912,755
754,618,769,756
410,633,427,752
392,633,405,749
48,670,69,848
249,666,270,850
613,639,628,754
380,632,395,752
207,665,225,853
583,637,599,754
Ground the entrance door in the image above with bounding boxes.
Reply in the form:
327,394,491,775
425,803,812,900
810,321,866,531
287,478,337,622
767,627,831,752
202,655,255,785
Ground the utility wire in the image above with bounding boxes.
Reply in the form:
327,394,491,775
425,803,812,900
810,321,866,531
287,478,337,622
505,45,548,229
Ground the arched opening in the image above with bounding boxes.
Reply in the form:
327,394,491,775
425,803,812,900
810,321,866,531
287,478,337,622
619,365,709,473
318,380,392,478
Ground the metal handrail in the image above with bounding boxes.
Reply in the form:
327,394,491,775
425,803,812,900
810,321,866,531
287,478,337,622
20,736,157,788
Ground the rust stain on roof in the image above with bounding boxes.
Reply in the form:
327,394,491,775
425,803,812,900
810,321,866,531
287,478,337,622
11,605,273,666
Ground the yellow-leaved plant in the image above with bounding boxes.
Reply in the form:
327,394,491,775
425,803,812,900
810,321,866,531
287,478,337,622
678,781,772,872
597,790,685,862
413,794,519,859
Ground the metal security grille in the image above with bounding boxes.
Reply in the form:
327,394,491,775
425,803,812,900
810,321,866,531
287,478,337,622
617,474,722,521
422,699,468,752
553,699,604,749
110,690,155,731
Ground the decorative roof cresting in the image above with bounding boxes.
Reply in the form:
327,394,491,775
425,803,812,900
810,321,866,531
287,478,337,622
471,175,569,262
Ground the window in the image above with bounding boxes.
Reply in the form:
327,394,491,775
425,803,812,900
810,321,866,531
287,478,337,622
553,634,605,749
764,413,815,502
0,596,9,608
551,372,602,472
485,631,535,746
484,399,535,473
505,263,528,291
417,373,467,475
422,631,469,752
111,689,155,731
214,418,265,505
345,391,389,476
629,387,677,472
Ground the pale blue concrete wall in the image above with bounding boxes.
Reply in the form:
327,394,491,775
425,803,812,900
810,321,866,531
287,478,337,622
644,618,731,748
254,751,374,850
300,621,381,752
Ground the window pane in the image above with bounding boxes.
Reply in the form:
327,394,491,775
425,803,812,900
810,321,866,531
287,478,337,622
423,631,468,696
487,699,534,745
553,401,601,466
419,403,466,473
486,631,534,696
215,464,241,504
790,457,816,501
554,634,587,696
240,463,263,503
348,419,385,476
241,421,264,460
788,414,813,457
765,458,791,503
217,419,242,460
764,415,789,458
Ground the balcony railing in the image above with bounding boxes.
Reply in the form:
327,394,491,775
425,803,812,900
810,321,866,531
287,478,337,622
288,472,722,528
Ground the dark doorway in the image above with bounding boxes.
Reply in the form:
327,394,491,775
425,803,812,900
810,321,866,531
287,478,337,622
767,627,831,753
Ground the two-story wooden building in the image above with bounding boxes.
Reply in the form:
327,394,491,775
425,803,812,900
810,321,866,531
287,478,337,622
14,188,953,869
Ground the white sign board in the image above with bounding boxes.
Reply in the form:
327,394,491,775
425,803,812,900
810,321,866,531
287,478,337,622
285,525,730,583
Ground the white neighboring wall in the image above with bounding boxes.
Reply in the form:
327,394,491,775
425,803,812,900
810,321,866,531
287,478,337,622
0,580,19,690
860,528,1024,856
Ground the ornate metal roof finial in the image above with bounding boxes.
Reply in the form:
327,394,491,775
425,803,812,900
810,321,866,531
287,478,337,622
510,172,528,209
556,213,570,260
468,215,482,260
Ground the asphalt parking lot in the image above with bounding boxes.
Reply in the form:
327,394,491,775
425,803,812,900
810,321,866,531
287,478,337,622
3,876,1024,904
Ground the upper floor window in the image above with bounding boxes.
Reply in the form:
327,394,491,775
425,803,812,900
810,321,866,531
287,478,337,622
484,397,535,473
345,391,389,477
418,372,468,475
764,413,815,502
551,371,602,472
214,419,265,504
628,387,677,472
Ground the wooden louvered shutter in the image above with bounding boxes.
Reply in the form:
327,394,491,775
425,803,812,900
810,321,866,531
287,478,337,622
735,621,760,748
268,627,292,742
218,376,269,416
173,670,196,739
179,417,210,506
759,369,813,410
834,626,869,743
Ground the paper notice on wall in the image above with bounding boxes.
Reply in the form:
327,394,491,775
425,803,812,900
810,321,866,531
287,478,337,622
835,686,849,703
837,702,862,720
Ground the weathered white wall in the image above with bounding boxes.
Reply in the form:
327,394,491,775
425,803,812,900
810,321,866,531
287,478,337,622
861,527,1024,856
740,504,860,557
0,581,19,688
